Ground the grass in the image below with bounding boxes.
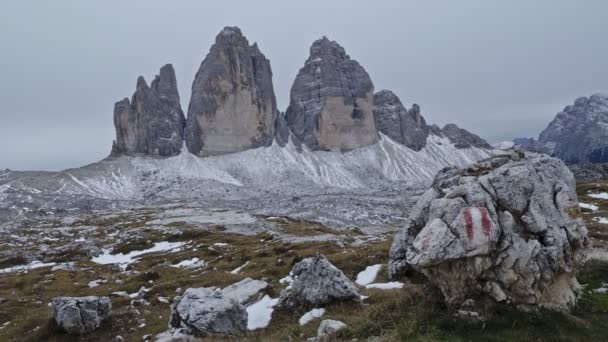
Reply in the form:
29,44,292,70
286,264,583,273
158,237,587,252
0,182,608,341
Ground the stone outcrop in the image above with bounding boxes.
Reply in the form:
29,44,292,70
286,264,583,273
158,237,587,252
389,152,588,310
170,287,247,337
112,64,185,157
279,254,360,308
285,37,378,151
373,90,429,150
441,123,492,149
51,296,112,334
521,94,608,164
185,27,279,156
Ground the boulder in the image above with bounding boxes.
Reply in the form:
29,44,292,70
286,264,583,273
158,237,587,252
112,64,185,157
373,90,429,150
389,152,589,310
170,287,247,337
51,296,112,334
185,26,279,156
307,319,347,342
285,37,378,151
279,254,360,308
317,319,347,337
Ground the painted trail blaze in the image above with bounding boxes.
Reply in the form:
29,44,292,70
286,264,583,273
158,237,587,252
463,208,474,240
462,207,493,240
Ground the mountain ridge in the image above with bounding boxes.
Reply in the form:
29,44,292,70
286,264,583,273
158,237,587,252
111,26,490,160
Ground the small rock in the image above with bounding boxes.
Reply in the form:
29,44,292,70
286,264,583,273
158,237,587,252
318,319,347,336
307,319,347,342
169,287,247,337
51,296,112,334
279,254,360,308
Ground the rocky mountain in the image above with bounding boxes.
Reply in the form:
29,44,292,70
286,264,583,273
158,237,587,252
111,64,185,157
515,93,608,164
373,90,490,151
1,26,496,225
373,90,429,151
185,27,279,157
285,37,378,152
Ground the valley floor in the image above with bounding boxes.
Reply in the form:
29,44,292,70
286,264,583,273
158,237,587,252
0,182,607,341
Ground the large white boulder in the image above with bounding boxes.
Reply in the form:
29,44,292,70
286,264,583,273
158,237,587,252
389,153,589,310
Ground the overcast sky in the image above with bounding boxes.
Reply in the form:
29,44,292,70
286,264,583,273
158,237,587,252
1,0,607,171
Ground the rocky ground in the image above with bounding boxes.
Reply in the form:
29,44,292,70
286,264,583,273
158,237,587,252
0,182,607,341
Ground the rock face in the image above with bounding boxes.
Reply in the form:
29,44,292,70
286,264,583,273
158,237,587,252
170,287,247,336
185,27,279,157
389,152,588,310
530,94,608,163
285,37,378,151
279,254,360,308
373,90,429,150
112,64,185,157
51,296,112,334
441,123,492,149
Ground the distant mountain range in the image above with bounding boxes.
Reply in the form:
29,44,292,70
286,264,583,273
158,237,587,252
514,93,608,164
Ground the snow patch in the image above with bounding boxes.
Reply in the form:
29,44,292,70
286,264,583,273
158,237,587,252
91,241,186,270
580,202,599,211
230,261,250,274
589,192,608,200
365,282,404,289
246,295,279,330
0,261,57,274
594,217,608,224
170,257,207,269
299,308,325,326
88,279,107,288
356,264,383,286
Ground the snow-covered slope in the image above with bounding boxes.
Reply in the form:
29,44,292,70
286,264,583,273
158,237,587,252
0,134,491,217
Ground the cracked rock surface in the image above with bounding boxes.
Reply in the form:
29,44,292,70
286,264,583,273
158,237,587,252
389,152,589,310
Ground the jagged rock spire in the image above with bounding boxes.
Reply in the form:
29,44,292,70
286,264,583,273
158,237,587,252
373,90,430,151
184,26,279,156
285,37,378,151
111,64,185,157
